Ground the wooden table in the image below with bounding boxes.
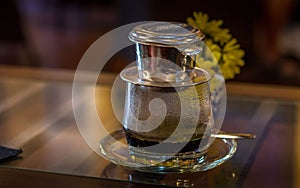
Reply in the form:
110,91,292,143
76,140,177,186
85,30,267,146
0,65,299,187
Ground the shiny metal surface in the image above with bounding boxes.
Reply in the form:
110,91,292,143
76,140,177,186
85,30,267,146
211,133,256,139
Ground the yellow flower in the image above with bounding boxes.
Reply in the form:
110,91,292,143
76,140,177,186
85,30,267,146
205,39,222,62
187,11,245,80
221,38,245,79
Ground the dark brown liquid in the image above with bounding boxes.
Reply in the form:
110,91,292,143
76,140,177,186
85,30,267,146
124,128,210,154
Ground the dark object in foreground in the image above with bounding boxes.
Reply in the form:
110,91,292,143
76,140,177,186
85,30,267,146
0,145,22,163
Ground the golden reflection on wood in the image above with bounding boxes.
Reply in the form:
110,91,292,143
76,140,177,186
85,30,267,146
95,86,123,133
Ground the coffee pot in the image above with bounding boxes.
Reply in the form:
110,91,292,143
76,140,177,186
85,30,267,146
120,22,214,170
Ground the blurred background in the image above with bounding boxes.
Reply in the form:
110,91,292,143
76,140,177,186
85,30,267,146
1,0,299,85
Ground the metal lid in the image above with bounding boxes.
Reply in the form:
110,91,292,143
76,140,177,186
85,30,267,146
128,22,204,46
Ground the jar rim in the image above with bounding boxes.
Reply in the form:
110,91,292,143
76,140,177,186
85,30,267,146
120,66,211,88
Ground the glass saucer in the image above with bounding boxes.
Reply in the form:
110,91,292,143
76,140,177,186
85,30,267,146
99,130,237,173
